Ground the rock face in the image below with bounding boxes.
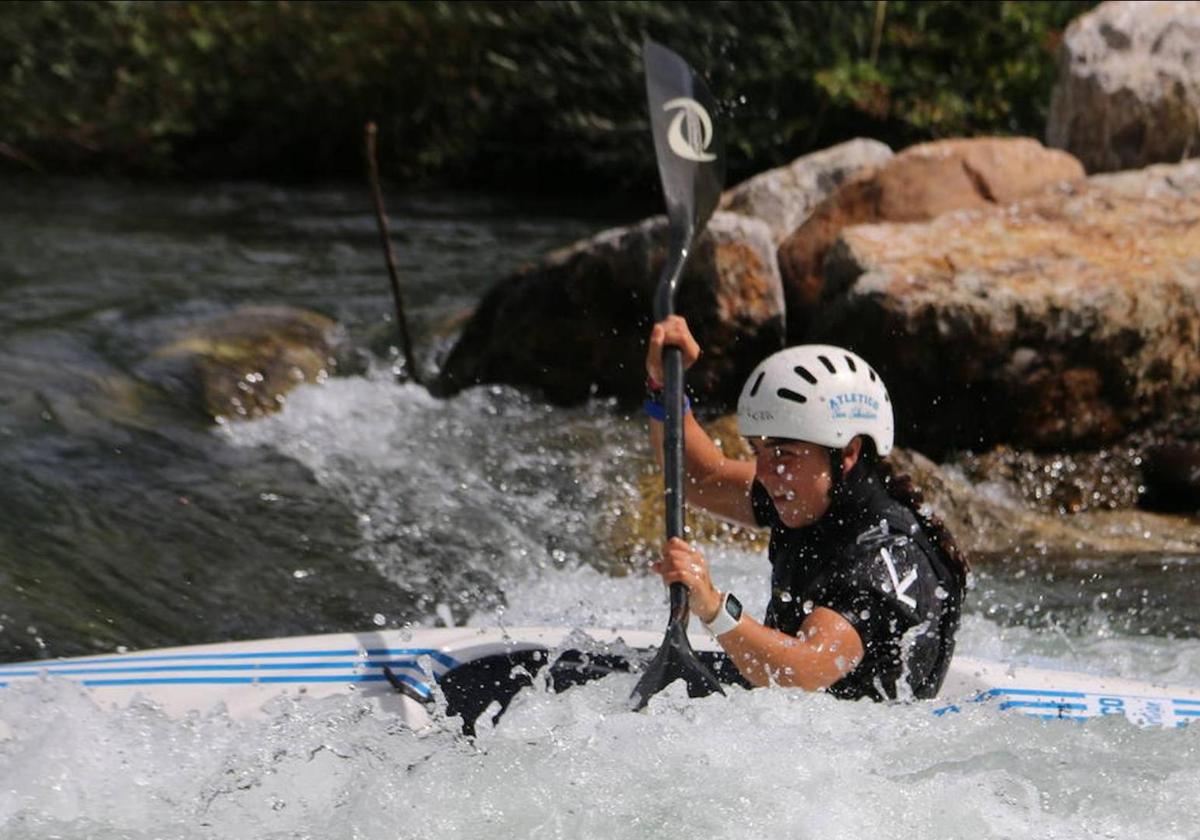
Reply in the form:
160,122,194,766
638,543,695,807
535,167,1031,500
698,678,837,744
815,160,1200,454
435,212,784,406
1047,0,1200,174
144,307,341,422
777,137,1085,340
718,138,893,243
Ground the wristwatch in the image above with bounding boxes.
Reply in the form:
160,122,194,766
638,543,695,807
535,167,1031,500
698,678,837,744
703,592,743,637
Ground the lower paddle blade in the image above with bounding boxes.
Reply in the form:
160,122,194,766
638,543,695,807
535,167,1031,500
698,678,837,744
630,619,725,711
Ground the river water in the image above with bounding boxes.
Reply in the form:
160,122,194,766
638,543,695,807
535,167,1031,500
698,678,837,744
0,178,1198,838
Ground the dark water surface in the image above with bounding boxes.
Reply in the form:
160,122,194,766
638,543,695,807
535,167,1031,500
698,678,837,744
1,175,1197,667
0,177,607,661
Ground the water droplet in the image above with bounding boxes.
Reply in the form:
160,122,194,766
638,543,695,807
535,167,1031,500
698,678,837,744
372,613,386,626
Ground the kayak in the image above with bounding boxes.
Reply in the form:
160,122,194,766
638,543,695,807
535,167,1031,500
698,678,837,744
1,626,1197,731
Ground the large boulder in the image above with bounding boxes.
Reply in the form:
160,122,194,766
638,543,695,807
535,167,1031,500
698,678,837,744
814,160,1200,454
142,306,342,422
718,138,893,243
435,212,784,406
1047,1,1200,174
777,137,1085,340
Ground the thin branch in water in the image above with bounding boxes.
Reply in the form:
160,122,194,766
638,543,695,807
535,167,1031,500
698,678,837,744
365,121,423,386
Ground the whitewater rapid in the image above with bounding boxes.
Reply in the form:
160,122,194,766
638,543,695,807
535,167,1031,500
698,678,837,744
3,374,1199,838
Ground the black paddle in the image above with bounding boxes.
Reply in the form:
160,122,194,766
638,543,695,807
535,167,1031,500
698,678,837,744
630,40,727,711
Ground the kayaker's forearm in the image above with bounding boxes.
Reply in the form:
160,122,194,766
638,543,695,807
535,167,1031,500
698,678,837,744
716,617,861,691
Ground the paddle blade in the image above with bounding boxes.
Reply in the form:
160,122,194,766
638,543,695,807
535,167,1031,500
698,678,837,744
630,618,726,711
643,40,726,245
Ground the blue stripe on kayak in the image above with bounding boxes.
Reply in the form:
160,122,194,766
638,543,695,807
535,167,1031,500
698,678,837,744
1173,698,1200,706
985,688,1088,699
0,659,434,679
79,672,431,697
1175,708,1200,717
0,648,459,672
998,701,1087,712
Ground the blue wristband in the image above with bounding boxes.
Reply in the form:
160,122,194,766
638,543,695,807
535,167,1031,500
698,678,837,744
643,394,691,422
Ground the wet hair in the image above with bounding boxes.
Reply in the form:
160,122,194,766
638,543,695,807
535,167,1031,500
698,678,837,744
829,440,970,597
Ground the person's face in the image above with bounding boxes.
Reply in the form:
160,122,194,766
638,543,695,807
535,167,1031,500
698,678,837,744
749,438,835,529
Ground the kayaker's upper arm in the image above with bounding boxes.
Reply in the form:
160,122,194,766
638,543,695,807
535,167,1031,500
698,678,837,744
687,455,757,527
650,411,758,527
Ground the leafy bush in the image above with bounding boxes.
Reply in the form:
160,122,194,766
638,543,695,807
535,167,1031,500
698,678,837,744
0,1,1094,191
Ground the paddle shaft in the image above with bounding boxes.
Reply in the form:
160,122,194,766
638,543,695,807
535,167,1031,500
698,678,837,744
655,234,692,620
629,39,727,708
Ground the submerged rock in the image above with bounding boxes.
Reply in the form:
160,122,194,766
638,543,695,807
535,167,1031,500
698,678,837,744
142,306,341,422
1047,0,1200,174
777,137,1084,340
435,212,784,406
950,444,1146,515
719,138,893,243
889,448,1200,559
816,159,1200,453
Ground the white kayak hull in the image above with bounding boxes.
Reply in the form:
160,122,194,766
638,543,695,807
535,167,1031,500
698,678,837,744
1,626,1197,730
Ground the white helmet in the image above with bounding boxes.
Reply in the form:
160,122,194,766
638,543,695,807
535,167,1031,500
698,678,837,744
737,344,894,455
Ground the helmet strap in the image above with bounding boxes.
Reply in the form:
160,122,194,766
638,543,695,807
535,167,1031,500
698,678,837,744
827,447,846,498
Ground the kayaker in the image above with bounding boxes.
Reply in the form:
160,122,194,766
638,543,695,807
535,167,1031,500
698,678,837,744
644,315,968,700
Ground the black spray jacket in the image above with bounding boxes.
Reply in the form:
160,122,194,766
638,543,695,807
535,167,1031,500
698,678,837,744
751,464,963,701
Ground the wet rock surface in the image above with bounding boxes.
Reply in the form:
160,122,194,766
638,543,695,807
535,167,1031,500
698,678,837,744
718,138,893,243
141,306,342,422
816,159,1200,453
891,447,1200,560
777,137,1084,340
1047,0,1200,174
435,212,785,406
951,444,1146,515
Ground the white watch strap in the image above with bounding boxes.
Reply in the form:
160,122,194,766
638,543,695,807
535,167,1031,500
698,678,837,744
703,592,741,637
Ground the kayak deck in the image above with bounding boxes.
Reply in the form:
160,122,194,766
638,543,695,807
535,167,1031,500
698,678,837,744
1,626,1197,731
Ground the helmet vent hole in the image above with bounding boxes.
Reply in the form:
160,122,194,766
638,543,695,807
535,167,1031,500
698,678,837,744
818,355,836,374
777,388,808,404
868,369,877,382
793,366,818,385
844,355,857,373
749,371,766,397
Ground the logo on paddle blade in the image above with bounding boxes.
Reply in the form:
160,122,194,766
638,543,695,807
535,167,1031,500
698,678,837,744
662,97,717,163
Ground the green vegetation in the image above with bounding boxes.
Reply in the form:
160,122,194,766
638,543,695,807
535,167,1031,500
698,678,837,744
0,1,1094,191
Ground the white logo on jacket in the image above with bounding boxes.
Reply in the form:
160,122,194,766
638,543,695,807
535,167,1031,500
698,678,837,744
880,546,917,609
